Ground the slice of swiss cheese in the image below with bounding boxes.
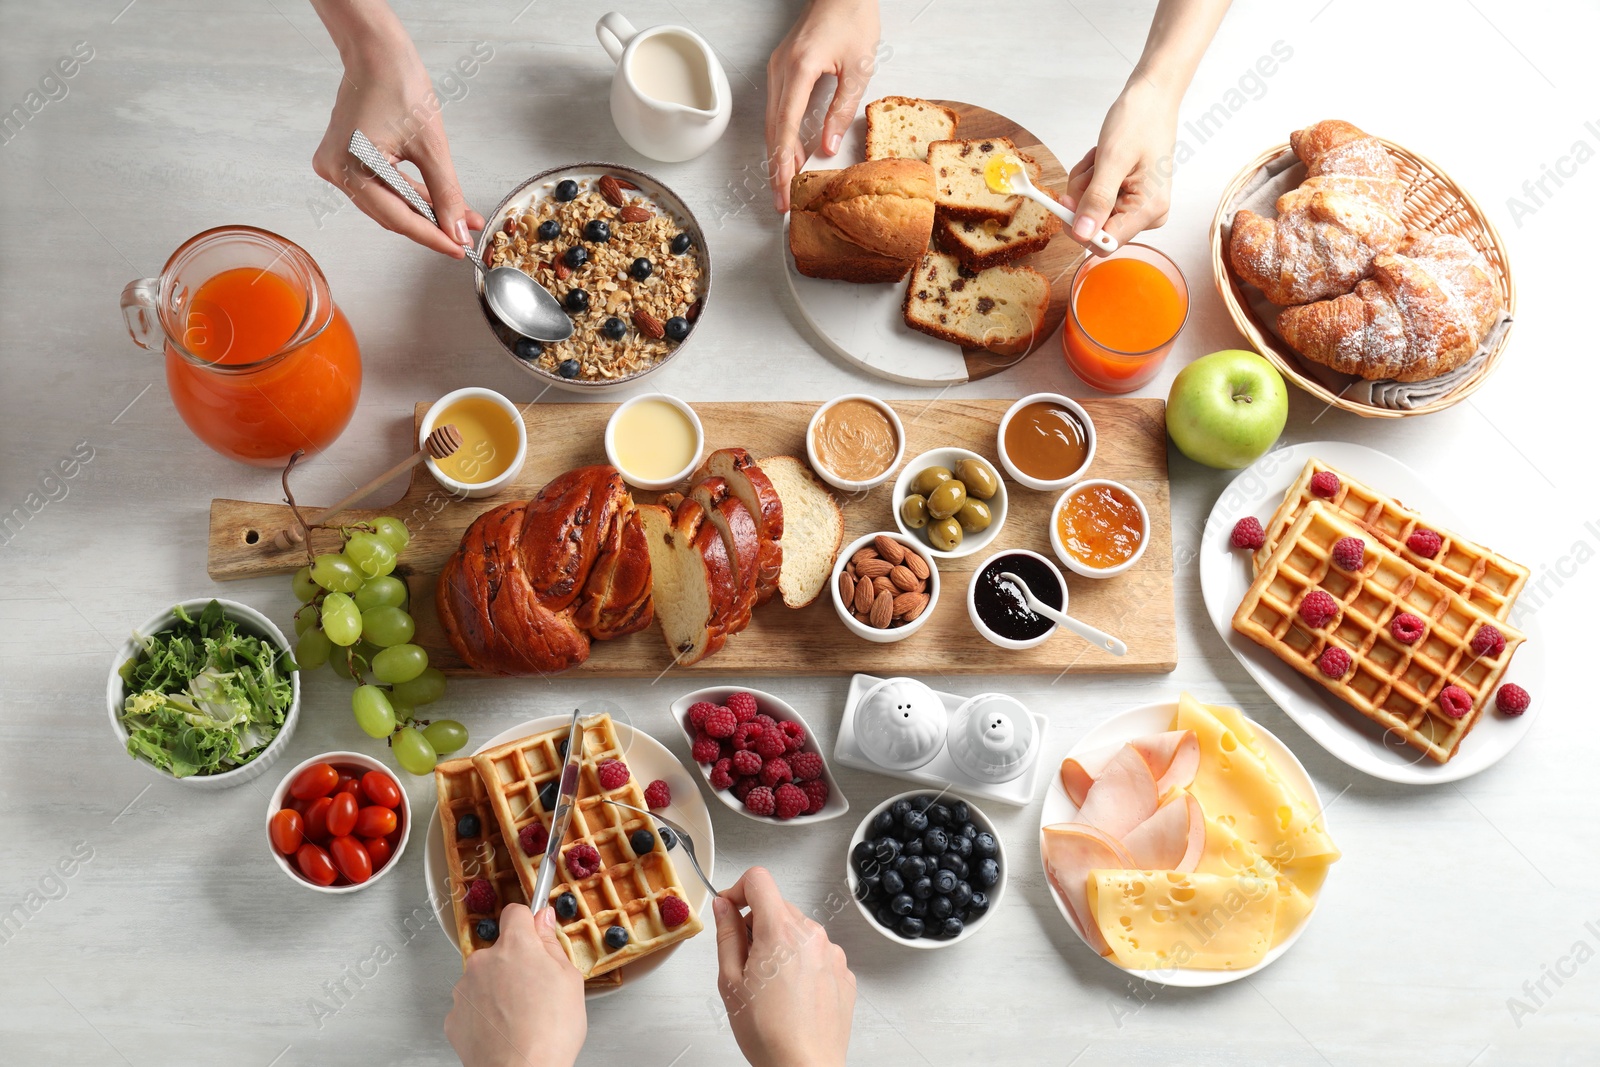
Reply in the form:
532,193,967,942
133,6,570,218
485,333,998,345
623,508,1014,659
1174,694,1340,868
1087,869,1277,971
1197,811,1313,945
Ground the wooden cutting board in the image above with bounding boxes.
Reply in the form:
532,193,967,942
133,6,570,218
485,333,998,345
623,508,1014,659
785,100,1088,386
208,399,1175,676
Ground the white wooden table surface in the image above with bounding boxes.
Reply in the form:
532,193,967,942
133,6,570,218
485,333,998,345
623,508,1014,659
2,1,1595,1064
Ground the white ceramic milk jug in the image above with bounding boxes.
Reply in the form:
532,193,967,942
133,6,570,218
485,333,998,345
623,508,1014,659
595,12,730,163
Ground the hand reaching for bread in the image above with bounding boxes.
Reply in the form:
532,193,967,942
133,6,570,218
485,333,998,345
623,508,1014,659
766,0,882,212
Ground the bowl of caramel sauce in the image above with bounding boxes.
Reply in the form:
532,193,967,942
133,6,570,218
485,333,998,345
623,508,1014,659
996,394,1096,492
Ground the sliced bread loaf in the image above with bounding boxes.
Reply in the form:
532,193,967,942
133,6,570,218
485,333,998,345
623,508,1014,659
790,170,919,284
927,138,1036,223
865,96,959,162
760,456,844,609
688,478,761,630
637,501,738,666
696,448,784,604
902,251,1051,356
933,185,1062,271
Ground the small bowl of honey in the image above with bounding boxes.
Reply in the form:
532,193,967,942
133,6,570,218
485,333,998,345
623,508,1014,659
420,387,528,500
996,393,1096,492
1049,479,1149,579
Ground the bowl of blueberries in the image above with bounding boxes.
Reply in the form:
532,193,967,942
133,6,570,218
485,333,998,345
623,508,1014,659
473,162,711,396
846,790,1005,947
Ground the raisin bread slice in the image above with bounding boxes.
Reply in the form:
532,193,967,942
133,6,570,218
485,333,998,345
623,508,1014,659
901,251,1051,356
637,500,740,666
687,478,762,630
865,96,959,162
927,138,1038,223
933,186,1063,271
695,448,784,605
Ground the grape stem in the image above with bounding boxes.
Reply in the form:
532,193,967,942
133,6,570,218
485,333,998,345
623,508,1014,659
279,454,378,565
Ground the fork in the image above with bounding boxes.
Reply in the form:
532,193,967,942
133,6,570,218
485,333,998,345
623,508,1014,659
603,798,718,898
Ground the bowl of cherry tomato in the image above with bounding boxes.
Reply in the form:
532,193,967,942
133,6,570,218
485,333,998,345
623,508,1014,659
266,752,411,893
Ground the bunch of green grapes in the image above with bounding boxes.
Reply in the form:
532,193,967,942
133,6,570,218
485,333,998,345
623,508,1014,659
290,516,467,775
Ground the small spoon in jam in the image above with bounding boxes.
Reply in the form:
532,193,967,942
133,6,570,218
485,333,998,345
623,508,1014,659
983,154,1118,256
998,571,1127,655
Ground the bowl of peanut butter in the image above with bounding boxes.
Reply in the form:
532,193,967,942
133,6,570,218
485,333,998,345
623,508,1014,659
806,395,905,493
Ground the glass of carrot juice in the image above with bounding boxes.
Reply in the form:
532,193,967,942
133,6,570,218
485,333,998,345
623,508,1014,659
1061,243,1188,393
120,226,362,467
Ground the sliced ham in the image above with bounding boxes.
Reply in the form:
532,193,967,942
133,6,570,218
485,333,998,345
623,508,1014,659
1060,730,1199,806
1042,823,1135,956
1120,791,1205,873
1075,744,1159,839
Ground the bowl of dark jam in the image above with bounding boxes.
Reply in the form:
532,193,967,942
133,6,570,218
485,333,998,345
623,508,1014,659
966,550,1066,650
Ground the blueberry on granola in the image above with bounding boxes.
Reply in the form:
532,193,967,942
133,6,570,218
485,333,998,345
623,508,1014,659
669,232,692,255
558,359,581,379
554,179,579,202
564,288,589,313
602,316,626,341
513,338,542,362
583,219,611,243
563,245,588,270
537,219,560,241
629,257,653,280
664,316,690,341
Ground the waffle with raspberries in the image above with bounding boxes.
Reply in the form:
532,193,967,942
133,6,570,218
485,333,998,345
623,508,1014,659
433,757,622,987
1256,458,1528,621
1233,501,1525,763
471,713,702,979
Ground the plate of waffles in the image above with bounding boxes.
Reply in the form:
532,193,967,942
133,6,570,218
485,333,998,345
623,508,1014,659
1200,441,1545,783
422,706,713,995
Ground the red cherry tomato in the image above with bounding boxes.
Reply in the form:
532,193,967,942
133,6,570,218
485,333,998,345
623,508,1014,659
303,796,334,843
290,763,339,800
329,836,372,884
361,770,402,809
336,777,362,797
295,843,338,886
354,805,398,838
283,795,307,815
269,809,304,855
327,792,359,838
363,835,393,871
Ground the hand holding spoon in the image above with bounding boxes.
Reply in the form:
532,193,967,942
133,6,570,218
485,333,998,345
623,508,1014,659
983,154,1118,256
347,131,573,343
999,571,1127,656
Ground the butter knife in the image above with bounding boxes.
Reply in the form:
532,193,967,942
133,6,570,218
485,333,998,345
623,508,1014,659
530,709,585,913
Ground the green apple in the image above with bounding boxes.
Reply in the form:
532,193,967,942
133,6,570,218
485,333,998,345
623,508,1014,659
1166,349,1288,469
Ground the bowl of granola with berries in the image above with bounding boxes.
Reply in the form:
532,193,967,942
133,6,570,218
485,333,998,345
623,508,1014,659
476,163,710,393
670,686,849,825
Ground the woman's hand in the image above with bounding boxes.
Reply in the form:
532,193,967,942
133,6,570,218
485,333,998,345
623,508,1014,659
765,0,881,211
1061,80,1180,252
310,2,483,257
714,867,856,1067
444,905,587,1067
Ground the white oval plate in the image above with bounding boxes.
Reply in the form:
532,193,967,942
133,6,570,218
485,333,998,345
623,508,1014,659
423,714,714,997
669,686,849,825
1198,441,1545,784
1038,700,1330,987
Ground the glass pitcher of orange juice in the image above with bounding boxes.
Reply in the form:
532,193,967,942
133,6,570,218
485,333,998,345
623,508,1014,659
121,226,362,467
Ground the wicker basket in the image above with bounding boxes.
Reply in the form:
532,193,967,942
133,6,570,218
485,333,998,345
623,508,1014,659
1209,139,1516,418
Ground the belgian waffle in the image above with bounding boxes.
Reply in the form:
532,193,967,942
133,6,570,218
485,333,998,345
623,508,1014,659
1234,501,1524,763
1256,458,1528,622
434,757,621,988
472,713,703,979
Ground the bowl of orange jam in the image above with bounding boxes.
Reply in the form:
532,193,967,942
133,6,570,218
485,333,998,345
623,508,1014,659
1049,479,1148,579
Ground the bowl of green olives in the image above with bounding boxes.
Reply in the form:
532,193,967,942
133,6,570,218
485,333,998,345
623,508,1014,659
891,449,1007,559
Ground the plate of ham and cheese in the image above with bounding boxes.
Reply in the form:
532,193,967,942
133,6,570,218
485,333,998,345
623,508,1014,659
1038,693,1340,986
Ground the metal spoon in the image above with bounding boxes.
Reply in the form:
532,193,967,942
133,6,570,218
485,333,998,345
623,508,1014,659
986,154,1119,256
999,571,1128,656
347,131,573,342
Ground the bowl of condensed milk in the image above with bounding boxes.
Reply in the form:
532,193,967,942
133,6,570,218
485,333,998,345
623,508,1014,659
605,392,704,491
806,395,905,493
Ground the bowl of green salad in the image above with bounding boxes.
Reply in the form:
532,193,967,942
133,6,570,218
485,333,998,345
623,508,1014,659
107,598,301,789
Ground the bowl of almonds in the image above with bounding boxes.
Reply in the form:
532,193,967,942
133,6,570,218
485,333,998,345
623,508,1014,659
829,532,939,644
475,162,710,395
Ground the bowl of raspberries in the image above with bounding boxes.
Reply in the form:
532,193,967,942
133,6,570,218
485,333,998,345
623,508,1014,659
671,687,848,824
846,790,1005,947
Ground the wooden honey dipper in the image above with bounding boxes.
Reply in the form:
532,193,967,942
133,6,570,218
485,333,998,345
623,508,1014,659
270,424,463,551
